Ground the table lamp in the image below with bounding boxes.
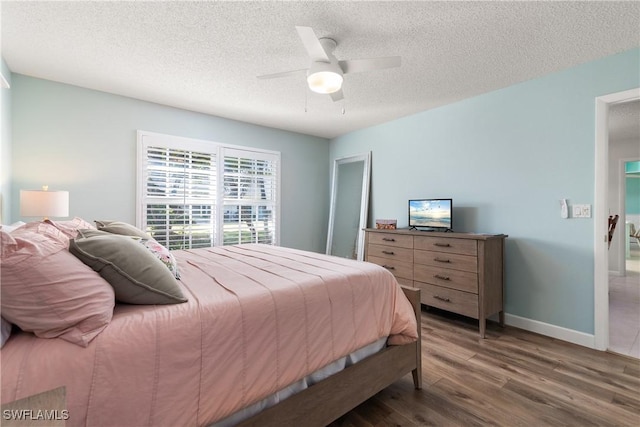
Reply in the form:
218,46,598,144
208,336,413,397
20,186,69,220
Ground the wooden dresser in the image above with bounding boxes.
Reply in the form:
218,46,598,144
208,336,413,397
364,228,507,338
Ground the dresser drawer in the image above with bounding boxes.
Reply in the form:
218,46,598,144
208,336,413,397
368,232,413,249
414,249,478,273
367,256,413,280
414,264,478,294
417,283,479,319
367,244,414,263
414,236,477,256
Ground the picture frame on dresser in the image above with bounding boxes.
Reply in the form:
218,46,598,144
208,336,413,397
364,228,507,338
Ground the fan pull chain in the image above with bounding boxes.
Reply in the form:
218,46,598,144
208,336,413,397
304,89,308,113
341,99,346,115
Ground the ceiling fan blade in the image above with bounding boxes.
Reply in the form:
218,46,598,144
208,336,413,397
257,68,308,80
339,56,401,74
329,89,344,102
295,26,330,62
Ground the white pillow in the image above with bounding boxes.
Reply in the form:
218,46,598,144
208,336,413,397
1,221,26,233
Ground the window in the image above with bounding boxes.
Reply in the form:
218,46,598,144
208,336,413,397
137,131,280,249
222,148,278,245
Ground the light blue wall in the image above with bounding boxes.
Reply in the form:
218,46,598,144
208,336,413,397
626,161,640,173
0,57,11,224
11,75,330,252
330,48,640,334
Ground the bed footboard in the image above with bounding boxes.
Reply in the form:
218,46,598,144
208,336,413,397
401,285,422,390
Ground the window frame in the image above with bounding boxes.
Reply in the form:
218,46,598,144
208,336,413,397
136,130,281,248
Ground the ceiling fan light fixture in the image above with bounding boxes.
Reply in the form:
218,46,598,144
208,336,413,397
307,71,343,94
307,60,343,94
258,27,401,102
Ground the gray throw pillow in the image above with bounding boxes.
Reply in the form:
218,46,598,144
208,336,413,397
94,220,151,239
78,229,180,279
69,233,187,305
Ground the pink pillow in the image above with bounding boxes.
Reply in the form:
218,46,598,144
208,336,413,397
45,217,96,239
4,220,70,247
0,225,115,347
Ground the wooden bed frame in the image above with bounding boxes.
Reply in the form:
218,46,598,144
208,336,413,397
238,286,422,427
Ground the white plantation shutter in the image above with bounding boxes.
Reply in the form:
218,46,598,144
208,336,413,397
137,131,280,249
222,148,278,245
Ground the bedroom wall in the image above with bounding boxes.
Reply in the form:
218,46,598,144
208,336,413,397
10,75,330,252
0,57,11,224
329,47,640,338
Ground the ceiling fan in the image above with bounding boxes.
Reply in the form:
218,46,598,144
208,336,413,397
257,26,401,102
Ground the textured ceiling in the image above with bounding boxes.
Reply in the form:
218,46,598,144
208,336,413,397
1,1,639,139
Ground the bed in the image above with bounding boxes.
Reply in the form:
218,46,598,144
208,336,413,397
1,220,421,426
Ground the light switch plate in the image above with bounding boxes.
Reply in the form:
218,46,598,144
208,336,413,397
572,204,591,218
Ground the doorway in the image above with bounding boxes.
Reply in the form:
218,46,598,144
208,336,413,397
607,107,640,357
594,88,640,354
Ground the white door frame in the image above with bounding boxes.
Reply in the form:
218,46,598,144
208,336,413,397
594,88,640,351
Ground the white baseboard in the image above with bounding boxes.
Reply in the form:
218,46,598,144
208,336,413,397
504,313,596,349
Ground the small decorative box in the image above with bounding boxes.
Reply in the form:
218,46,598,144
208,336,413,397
375,219,397,230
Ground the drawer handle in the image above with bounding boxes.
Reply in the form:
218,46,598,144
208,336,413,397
382,265,395,270
434,243,451,247
434,258,451,263
382,238,396,242
433,295,451,302
382,250,395,255
434,274,450,281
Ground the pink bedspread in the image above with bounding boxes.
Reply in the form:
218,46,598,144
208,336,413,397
1,244,417,426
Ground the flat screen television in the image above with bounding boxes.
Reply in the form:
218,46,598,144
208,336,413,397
408,199,453,231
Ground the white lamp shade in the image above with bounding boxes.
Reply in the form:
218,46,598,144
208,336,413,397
20,189,69,218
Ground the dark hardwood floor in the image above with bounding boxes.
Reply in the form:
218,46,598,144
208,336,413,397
331,308,640,426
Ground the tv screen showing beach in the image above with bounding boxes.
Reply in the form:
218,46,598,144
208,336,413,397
409,199,452,229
